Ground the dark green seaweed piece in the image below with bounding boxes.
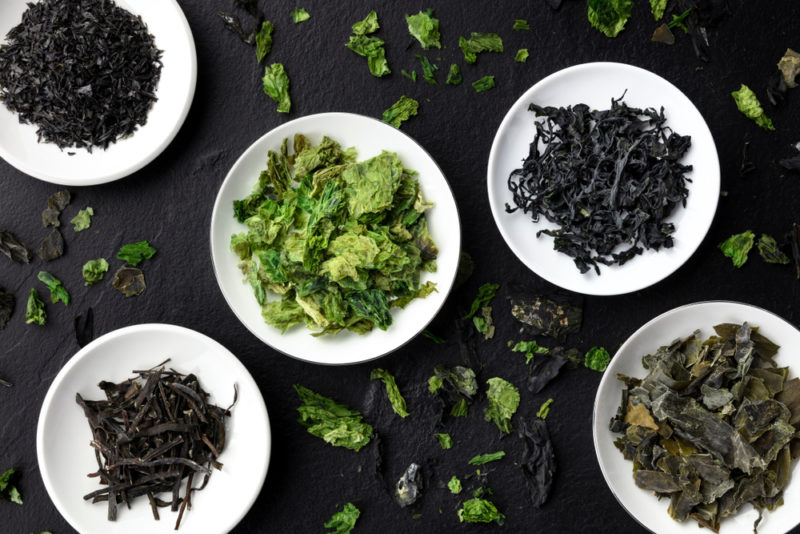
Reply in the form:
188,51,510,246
719,231,755,268
507,98,692,274
0,231,31,263
345,11,390,77
25,288,45,325
471,76,495,93
519,418,556,507
757,234,790,264
324,502,360,534
117,241,156,266
468,451,505,465
415,54,438,85
294,385,372,451
458,497,504,524
381,96,419,128
394,463,422,507
428,365,477,419
0,468,23,504
464,283,499,320
509,294,582,338
0,288,14,329
485,378,520,434
445,63,462,86
585,346,611,372
36,229,64,262
370,368,409,418
536,398,554,419
587,0,633,37
38,271,69,305
528,348,569,393
458,33,503,64
112,267,146,297
255,21,273,62
42,190,70,227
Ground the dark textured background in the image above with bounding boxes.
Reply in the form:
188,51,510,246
2,1,800,533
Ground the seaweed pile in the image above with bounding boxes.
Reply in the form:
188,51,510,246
610,323,800,532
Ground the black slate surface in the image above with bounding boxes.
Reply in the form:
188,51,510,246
2,1,800,533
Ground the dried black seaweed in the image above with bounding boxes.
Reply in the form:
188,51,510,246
528,348,573,394
36,229,64,262
112,267,146,297
0,288,14,329
519,418,556,508
0,0,162,150
429,365,478,421
0,231,31,263
507,97,691,274
779,143,800,173
76,362,234,528
509,294,582,339
610,324,799,532
218,0,265,46
74,308,94,348
789,223,800,280
394,463,422,508
42,190,71,227
740,141,756,176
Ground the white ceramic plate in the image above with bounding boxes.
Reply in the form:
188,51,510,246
593,301,800,534
0,0,197,185
37,324,270,534
210,112,461,365
487,62,720,295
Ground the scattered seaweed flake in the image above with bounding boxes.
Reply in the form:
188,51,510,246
652,23,675,44
519,418,556,507
77,363,233,528
0,288,14,329
112,267,146,297
610,324,800,531
41,190,71,228
509,294,582,339
0,0,163,151
0,231,31,263
36,229,65,262
394,463,422,508
740,141,756,176
779,143,800,173
507,97,692,274
528,348,569,394
789,223,800,279
74,307,94,348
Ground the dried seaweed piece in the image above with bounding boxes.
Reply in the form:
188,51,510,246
510,294,582,339
528,348,569,394
36,229,64,262
790,224,800,279
484,378,520,434
74,308,94,348
778,49,800,88
519,418,556,507
428,365,478,419
42,190,71,227
112,267,146,297
0,231,31,263
394,463,422,507
0,288,14,329
757,235,790,265
652,24,675,44
779,143,800,173
740,141,756,176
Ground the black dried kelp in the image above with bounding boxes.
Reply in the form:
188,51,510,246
610,324,799,532
509,294,582,339
217,0,265,46
74,308,94,348
36,229,64,262
519,418,556,508
507,97,692,274
528,347,574,394
394,463,422,508
112,267,146,297
0,231,31,263
0,288,14,329
779,143,800,173
428,365,478,420
0,0,162,150
42,190,71,228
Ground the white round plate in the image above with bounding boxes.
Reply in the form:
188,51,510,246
0,0,197,185
487,62,720,295
210,112,461,365
593,301,800,534
36,324,270,534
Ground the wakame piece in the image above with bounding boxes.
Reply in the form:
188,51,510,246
507,97,691,274
0,231,31,263
77,362,234,528
0,0,162,150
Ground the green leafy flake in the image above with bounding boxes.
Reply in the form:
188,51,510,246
412,513,422,519
719,230,755,268
458,498,504,524
381,96,419,128
537,398,554,419
463,282,499,320
401,69,417,82
513,19,530,30
428,375,444,393
731,85,775,131
370,368,409,418
294,385,373,451
584,346,611,372
70,206,93,232
37,271,69,306
650,0,668,20
415,54,438,85
445,63,462,85
25,288,45,325
255,21,274,62
117,240,156,266
758,234,790,264
451,397,469,417
347,12,390,77
458,33,503,64
448,475,462,494
472,75,495,93
515,48,529,63
422,329,446,344
668,8,692,32
291,8,310,24
0,468,22,504
508,340,550,364
587,0,633,38
82,258,109,286
324,502,360,534
352,10,379,35
406,10,441,49
263,63,292,113
468,451,506,466
484,377,520,434
435,432,452,449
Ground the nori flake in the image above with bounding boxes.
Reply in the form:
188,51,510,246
36,229,64,262
507,97,692,274
0,231,31,263
0,288,14,329
0,0,163,150
41,190,71,228
519,418,556,508
509,294,582,339
74,307,94,348
112,267,146,297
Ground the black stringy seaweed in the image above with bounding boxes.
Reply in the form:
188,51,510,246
0,0,162,151
507,97,692,274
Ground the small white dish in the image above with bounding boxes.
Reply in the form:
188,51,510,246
593,301,800,534
36,324,270,534
487,62,720,295
0,0,197,185
210,112,461,366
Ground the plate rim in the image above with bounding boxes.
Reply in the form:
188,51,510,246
35,322,271,534
0,0,198,186
592,300,800,534
209,111,462,366
486,61,720,296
